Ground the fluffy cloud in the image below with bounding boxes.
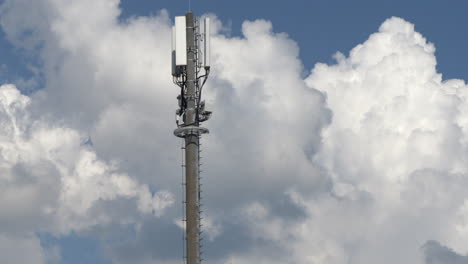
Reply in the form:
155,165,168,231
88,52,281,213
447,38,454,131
0,83,173,261
302,17,468,264
0,235,49,264
1,0,468,264
423,241,468,264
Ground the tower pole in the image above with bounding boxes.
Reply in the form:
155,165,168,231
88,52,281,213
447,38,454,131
173,11,211,264
184,12,200,264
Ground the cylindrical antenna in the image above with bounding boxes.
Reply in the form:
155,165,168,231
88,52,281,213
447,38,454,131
204,18,211,69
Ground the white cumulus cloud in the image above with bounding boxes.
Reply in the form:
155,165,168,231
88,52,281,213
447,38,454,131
0,83,173,260
1,0,468,263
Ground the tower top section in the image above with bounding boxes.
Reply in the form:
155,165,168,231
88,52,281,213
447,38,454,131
172,12,212,133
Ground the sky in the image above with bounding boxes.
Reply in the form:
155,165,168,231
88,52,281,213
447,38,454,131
118,0,468,80
1,0,468,264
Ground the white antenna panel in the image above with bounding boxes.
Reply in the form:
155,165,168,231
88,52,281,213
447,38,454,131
204,17,211,68
175,16,187,66
198,24,204,67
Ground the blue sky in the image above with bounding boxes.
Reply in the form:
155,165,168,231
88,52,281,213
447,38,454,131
2,1,468,264
119,0,468,80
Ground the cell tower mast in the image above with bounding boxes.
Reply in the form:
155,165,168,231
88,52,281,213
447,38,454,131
172,12,212,264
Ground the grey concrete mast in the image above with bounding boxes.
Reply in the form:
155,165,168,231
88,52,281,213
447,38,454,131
184,12,200,264
172,12,212,264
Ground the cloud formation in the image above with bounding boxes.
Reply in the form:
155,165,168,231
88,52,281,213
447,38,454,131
0,83,174,262
1,0,468,263
304,17,468,264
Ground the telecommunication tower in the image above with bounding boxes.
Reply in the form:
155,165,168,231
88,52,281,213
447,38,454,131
172,12,212,264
